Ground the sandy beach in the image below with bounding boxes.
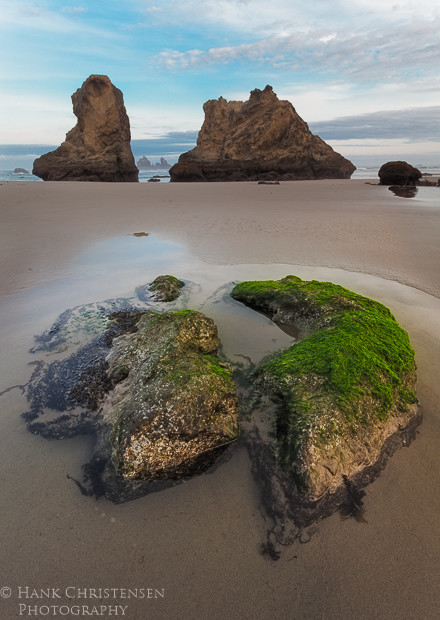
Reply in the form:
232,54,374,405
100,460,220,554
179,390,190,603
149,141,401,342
1,179,440,619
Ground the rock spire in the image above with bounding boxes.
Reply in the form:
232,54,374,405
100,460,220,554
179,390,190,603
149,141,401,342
33,75,138,182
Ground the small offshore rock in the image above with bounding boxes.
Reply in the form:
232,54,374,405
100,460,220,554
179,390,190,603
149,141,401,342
378,161,421,186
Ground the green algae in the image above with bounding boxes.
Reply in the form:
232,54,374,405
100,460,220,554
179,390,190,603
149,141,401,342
231,276,418,491
149,275,185,302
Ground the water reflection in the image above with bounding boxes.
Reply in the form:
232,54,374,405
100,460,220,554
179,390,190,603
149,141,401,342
389,186,418,198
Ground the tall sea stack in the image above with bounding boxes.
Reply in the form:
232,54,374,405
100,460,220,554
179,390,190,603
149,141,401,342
33,75,138,182
170,85,355,182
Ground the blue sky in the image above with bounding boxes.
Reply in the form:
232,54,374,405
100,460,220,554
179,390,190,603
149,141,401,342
1,0,440,163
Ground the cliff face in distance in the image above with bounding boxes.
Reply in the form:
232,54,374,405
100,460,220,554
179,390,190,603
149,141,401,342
170,85,355,182
33,75,138,182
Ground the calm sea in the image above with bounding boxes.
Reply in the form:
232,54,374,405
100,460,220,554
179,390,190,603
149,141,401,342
1,142,440,182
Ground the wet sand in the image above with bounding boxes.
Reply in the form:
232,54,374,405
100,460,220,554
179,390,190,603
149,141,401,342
1,179,440,619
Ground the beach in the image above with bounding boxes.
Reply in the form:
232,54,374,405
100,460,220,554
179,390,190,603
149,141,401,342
1,178,440,619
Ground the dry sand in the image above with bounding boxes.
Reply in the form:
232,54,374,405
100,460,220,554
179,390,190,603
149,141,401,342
0,179,440,619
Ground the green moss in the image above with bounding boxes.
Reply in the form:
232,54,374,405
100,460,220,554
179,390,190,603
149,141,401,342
149,275,185,302
232,276,418,477
204,355,236,389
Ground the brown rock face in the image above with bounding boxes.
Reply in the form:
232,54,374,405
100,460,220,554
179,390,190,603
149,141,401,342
170,85,355,182
33,75,138,182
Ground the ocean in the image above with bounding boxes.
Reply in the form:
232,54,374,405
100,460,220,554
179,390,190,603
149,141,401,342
1,142,440,182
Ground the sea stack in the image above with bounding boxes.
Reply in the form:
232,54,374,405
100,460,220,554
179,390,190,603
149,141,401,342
378,161,422,186
33,75,138,182
170,85,355,182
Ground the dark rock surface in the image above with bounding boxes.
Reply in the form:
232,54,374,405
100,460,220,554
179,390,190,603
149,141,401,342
32,75,138,182
170,85,355,182
378,161,421,186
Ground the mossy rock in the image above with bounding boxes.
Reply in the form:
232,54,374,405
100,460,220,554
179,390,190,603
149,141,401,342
149,275,185,302
99,309,239,488
135,275,185,303
232,276,419,500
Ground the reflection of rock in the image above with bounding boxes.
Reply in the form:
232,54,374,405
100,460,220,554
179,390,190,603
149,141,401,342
32,75,138,182
13,167,29,174
378,161,421,186
389,186,418,198
24,303,238,503
136,275,185,302
170,85,355,182
137,156,171,170
232,276,419,554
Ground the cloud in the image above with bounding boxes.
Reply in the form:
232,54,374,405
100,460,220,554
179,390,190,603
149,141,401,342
310,107,440,141
140,0,440,37
155,16,440,82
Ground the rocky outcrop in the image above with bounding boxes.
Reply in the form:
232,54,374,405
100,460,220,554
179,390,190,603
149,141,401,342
170,85,355,182
32,75,138,182
13,168,29,174
24,302,239,502
136,275,185,302
94,310,239,500
378,161,421,186
137,156,171,170
232,276,419,506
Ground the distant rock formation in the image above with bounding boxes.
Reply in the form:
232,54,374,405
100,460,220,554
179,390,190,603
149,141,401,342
378,161,422,186
170,85,355,182
32,75,138,182
137,156,171,170
13,168,29,174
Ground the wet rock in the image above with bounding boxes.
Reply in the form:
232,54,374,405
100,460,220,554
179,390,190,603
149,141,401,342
32,75,138,182
232,276,419,508
25,305,239,502
24,308,146,438
170,85,355,182
94,309,239,501
149,275,185,301
13,167,29,174
136,275,185,303
378,161,421,186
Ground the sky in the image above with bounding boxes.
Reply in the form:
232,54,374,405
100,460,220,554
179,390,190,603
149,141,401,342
1,0,440,165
